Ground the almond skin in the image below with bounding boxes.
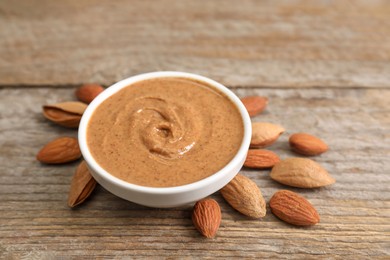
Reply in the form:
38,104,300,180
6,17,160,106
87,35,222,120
68,160,97,208
75,83,104,104
43,101,87,128
289,133,328,156
36,137,81,164
244,149,280,169
270,158,335,188
241,96,268,117
270,190,320,226
192,198,221,238
220,174,266,218
251,122,285,148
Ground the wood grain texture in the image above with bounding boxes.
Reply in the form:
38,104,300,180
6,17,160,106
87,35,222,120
0,87,389,259
1,0,390,88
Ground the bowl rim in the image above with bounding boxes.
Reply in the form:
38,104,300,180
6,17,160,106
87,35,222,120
78,71,252,195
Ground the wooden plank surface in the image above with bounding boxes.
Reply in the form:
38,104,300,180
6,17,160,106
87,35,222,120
1,87,389,259
1,0,389,258
1,0,390,88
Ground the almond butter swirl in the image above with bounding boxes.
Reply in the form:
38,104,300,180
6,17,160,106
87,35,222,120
87,77,243,187
128,96,204,160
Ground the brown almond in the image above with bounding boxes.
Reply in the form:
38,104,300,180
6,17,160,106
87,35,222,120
36,137,81,164
251,122,285,148
240,96,268,117
75,83,104,104
220,174,266,218
192,198,221,238
244,149,280,169
43,101,88,128
289,133,328,156
269,190,320,226
68,160,97,207
270,158,335,188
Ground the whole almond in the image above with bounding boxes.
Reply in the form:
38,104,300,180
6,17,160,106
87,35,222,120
270,190,320,226
36,137,81,164
192,198,221,238
289,133,328,156
270,158,335,188
244,149,280,169
241,96,268,117
220,174,266,218
251,122,285,148
43,101,87,128
75,84,104,104
68,160,97,207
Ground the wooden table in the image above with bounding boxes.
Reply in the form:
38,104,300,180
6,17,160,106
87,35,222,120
1,1,389,258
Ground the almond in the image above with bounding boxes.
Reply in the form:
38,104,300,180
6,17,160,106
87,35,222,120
244,149,280,169
240,96,268,117
75,84,104,104
68,160,97,207
192,198,221,238
289,133,328,156
269,190,320,226
251,122,285,148
220,174,266,218
270,158,335,188
43,101,87,128
36,137,81,164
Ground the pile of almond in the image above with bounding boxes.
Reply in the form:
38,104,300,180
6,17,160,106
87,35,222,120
191,96,335,238
37,84,104,207
36,87,335,239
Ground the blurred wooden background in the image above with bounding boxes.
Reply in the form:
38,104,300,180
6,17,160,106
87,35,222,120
1,0,390,87
0,0,389,259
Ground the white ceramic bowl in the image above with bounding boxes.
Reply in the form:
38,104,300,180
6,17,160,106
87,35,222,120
78,71,251,208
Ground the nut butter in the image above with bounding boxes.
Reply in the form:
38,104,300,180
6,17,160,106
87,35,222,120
87,77,244,187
